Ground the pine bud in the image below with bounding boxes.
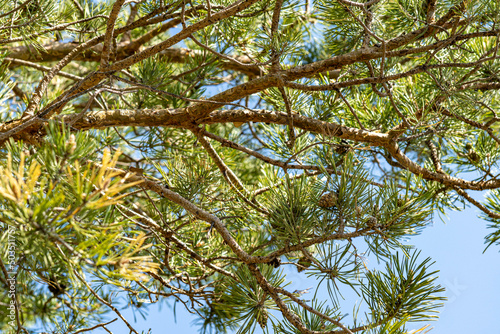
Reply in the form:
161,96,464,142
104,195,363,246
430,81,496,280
66,134,76,154
319,192,338,208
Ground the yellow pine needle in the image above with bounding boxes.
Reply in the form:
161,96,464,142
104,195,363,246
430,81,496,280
0,153,41,204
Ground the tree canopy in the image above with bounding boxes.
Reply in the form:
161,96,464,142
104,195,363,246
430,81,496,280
1,0,500,332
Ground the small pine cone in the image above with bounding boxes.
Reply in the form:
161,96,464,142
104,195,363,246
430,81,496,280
397,197,407,207
355,205,363,216
297,256,312,272
468,150,480,163
268,257,281,268
366,216,378,227
334,145,349,155
319,192,338,208
47,276,67,296
256,308,268,329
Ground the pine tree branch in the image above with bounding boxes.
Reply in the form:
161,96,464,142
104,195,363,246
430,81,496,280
194,128,269,215
105,0,264,72
0,15,109,44
118,193,238,280
100,0,128,68
74,270,140,334
0,0,35,19
4,58,83,81
453,187,500,219
99,163,258,263
73,319,118,334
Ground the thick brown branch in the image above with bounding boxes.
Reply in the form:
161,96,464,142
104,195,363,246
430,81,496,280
14,105,498,192
57,107,388,145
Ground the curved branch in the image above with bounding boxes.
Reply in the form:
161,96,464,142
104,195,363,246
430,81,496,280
55,107,500,192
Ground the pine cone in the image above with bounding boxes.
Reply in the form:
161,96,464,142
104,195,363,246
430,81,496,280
366,216,378,227
334,145,349,155
396,197,407,207
468,150,480,163
318,192,338,208
297,256,312,272
47,276,67,296
256,307,268,329
268,257,281,268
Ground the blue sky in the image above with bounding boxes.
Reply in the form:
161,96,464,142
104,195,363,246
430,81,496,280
96,190,500,334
